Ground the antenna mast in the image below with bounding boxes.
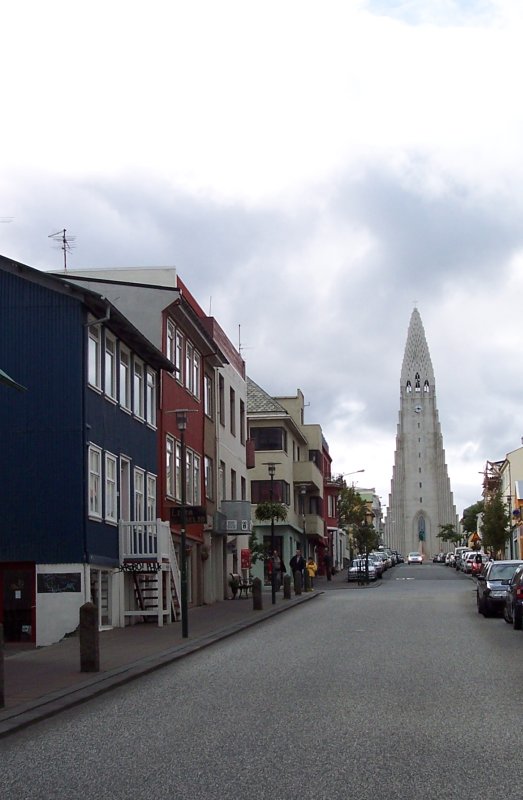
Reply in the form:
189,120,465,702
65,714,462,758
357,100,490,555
48,228,76,271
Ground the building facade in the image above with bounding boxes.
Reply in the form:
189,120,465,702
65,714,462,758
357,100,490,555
385,308,457,558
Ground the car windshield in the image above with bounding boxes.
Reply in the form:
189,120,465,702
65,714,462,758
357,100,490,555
408,553,419,557
489,564,520,580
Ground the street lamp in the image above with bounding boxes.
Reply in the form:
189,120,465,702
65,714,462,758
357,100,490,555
267,462,277,606
363,507,375,585
176,410,189,638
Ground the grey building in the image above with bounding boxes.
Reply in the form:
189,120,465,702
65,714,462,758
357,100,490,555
385,308,457,557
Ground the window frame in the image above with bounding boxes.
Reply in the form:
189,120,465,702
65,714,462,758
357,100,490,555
133,357,145,419
105,452,118,523
88,324,102,391
119,345,131,411
88,444,103,519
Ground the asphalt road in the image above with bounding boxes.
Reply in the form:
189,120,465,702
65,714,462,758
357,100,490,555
2,563,522,799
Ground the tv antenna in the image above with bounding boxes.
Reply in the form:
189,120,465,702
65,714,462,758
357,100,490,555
238,324,254,357
48,228,76,271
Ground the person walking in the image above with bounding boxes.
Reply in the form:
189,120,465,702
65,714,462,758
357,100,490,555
306,557,317,591
290,548,306,578
271,550,282,591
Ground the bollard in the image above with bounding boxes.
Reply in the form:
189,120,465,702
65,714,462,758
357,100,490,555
0,623,4,709
293,570,303,596
80,602,100,672
304,571,311,592
252,577,263,610
283,574,291,600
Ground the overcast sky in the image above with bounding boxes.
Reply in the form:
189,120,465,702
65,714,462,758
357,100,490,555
2,0,523,517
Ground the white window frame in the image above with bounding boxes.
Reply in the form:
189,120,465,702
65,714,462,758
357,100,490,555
88,444,102,519
88,324,102,390
146,474,157,521
204,374,213,418
193,350,201,400
146,367,157,427
105,452,118,523
204,456,214,500
175,441,182,501
166,435,175,498
134,468,145,521
133,357,144,419
119,345,131,411
185,341,194,393
166,318,175,363
104,332,117,401
175,331,183,384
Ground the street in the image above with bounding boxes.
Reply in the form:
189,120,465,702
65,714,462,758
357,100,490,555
1,563,522,799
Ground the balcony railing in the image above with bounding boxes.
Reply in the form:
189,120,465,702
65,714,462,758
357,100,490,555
119,519,172,562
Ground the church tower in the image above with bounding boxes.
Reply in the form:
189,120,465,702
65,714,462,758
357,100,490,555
385,308,457,558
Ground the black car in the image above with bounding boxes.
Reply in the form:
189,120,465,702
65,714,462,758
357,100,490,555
476,560,523,617
503,563,523,629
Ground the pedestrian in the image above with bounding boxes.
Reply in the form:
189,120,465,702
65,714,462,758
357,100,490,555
290,547,306,577
323,551,332,581
306,557,317,590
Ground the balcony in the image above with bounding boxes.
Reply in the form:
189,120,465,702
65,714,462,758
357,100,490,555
119,519,172,563
293,461,323,494
214,500,252,535
303,513,325,538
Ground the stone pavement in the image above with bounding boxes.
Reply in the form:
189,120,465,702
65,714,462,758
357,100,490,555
0,571,367,738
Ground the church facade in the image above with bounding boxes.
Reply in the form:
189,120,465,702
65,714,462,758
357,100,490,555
385,309,458,558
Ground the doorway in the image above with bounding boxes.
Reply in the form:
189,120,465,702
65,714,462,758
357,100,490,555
0,562,36,643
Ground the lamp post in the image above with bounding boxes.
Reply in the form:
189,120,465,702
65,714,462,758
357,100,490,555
267,463,276,605
299,485,307,557
176,410,189,638
363,508,375,585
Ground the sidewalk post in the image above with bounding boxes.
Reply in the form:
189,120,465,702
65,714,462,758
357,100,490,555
283,574,291,599
0,623,4,708
252,577,263,610
80,602,100,672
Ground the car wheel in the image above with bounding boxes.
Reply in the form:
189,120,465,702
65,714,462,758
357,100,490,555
483,599,491,617
503,605,512,624
514,607,522,631
477,593,484,614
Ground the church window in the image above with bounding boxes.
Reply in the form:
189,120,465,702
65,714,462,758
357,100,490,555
424,380,430,393
406,380,412,393
415,373,421,392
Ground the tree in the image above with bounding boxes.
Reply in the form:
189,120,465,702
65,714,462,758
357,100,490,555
337,483,377,557
437,524,460,546
481,489,510,556
461,501,484,538
249,501,288,564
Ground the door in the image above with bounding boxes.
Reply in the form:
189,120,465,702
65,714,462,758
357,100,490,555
0,563,36,643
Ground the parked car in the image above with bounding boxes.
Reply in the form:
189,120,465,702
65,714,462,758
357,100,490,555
348,558,377,582
445,553,455,566
456,550,473,571
503,564,523,629
407,552,423,564
367,553,385,577
470,553,489,577
454,546,471,570
476,560,523,617
394,551,405,563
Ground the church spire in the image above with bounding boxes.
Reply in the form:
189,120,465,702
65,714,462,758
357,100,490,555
400,308,435,393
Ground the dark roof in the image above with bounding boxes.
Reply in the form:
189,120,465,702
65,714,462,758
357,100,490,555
247,376,288,414
0,255,174,373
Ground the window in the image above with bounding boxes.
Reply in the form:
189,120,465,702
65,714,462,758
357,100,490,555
230,388,236,436
186,449,194,504
219,374,225,427
105,453,117,522
133,358,144,418
88,445,102,518
166,435,175,497
193,351,201,400
251,480,290,504
328,495,337,517
220,460,226,502
119,346,131,411
204,456,214,500
204,374,213,418
105,333,117,400
166,319,175,363
185,341,194,393
193,454,201,505
231,469,237,500
175,441,182,501
241,475,246,501
88,325,101,390
134,468,145,520
175,331,183,383
239,399,245,444
147,474,156,521
250,427,287,452
146,368,157,427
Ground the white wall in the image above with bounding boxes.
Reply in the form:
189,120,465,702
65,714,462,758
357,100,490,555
36,563,87,646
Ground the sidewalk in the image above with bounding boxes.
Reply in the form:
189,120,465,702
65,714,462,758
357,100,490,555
0,570,365,738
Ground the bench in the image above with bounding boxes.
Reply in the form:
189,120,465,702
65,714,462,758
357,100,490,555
230,573,253,599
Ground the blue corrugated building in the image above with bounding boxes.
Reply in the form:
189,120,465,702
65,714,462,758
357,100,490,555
0,256,174,645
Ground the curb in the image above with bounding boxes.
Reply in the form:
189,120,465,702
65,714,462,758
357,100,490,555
0,592,321,739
